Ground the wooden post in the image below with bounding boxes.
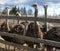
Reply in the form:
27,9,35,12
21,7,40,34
44,4,48,32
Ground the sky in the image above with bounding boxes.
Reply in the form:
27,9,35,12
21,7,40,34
0,0,60,16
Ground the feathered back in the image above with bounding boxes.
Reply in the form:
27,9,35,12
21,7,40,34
10,24,25,35
0,22,11,32
26,22,43,39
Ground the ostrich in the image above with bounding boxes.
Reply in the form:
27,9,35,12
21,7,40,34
0,21,27,45
0,21,13,50
0,22,10,32
0,22,12,42
42,23,53,32
44,27,60,51
25,22,43,48
9,24,25,45
16,12,21,17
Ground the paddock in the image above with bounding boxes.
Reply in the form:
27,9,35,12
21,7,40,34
0,15,60,51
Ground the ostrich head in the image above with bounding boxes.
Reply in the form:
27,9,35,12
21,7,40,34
10,24,25,35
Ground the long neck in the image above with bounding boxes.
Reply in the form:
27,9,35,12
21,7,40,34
37,25,43,39
6,22,10,32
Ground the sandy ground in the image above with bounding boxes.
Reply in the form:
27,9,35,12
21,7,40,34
0,36,21,51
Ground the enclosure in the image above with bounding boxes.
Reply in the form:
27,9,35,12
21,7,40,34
0,15,60,51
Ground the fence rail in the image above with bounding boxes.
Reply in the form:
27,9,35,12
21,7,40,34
0,16,60,23
0,39,39,51
0,32,60,48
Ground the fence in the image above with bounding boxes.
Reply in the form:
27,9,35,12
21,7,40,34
0,16,60,23
0,16,60,51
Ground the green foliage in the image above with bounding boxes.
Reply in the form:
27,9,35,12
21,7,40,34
17,6,20,13
24,7,26,15
20,7,26,15
10,6,17,14
2,9,6,14
2,6,33,15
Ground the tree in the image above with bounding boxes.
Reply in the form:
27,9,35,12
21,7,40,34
20,7,24,15
28,9,33,15
17,6,20,13
2,9,6,14
2,7,7,14
10,6,17,14
24,7,26,15
20,7,26,15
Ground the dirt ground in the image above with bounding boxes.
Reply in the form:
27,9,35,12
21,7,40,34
0,36,20,51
